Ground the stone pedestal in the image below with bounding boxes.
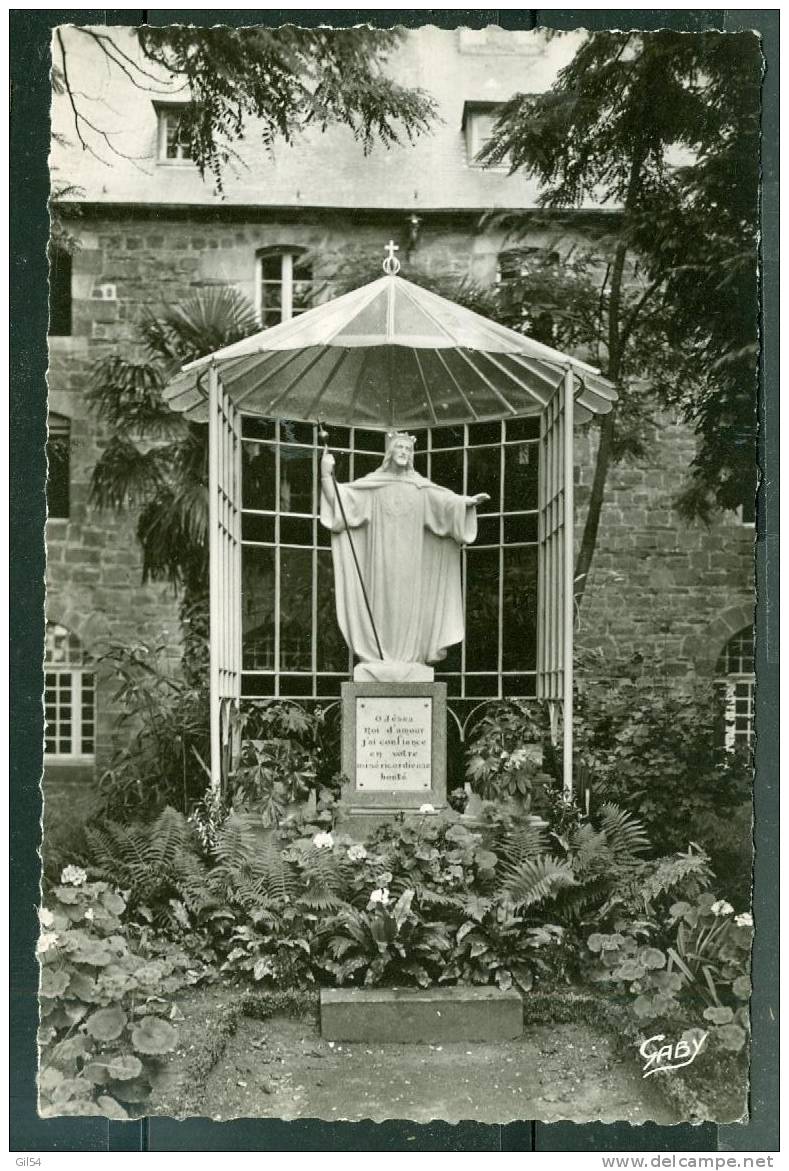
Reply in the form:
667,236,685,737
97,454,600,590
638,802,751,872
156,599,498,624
338,681,447,836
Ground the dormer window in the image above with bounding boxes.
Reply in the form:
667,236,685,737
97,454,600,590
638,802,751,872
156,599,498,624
156,104,193,163
461,101,507,168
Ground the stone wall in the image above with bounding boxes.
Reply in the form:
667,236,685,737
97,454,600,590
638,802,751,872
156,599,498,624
574,419,754,680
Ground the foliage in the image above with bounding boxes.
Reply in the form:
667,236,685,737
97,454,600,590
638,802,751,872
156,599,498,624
572,657,753,903
317,888,454,989
87,289,259,612
38,871,185,1119
480,30,760,521
83,806,208,922
587,892,752,1056
465,700,551,805
228,702,327,825
55,26,436,189
95,642,210,817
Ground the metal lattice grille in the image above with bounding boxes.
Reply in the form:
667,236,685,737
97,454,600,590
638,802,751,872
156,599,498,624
239,416,542,702
536,386,566,702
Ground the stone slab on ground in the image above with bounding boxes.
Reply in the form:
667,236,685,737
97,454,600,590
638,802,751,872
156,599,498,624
321,986,523,1043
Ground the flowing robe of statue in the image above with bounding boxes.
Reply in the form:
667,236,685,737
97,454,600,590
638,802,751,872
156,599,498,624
319,465,478,672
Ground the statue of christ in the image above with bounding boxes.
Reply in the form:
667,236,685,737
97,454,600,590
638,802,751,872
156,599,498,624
319,431,489,682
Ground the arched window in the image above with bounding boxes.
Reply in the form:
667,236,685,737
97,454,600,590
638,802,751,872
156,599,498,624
716,626,755,749
44,623,95,760
255,248,314,328
47,413,70,520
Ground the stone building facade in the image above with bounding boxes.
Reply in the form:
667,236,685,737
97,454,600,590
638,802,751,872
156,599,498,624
45,26,755,816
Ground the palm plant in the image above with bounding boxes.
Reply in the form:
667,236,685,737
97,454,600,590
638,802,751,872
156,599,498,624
88,287,260,678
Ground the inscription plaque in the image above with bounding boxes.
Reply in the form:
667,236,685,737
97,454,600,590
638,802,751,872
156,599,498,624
356,697,432,792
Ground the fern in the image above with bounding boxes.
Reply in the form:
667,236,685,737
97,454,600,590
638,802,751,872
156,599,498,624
209,814,297,906
495,816,550,870
295,844,352,912
501,855,577,909
638,848,712,907
597,803,650,859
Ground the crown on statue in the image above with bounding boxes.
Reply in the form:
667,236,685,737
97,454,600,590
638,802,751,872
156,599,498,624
385,430,417,453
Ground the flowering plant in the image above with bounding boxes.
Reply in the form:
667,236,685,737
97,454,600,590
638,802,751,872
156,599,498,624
38,877,185,1118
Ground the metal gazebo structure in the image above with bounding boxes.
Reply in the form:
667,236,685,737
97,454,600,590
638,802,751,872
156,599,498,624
163,253,616,800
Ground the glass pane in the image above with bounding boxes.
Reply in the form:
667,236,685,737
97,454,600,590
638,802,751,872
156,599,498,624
279,446,314,514
316,675,343,697
464,675,499,698
503,513,539,544
413,452,428,477
279,548,313,670
259,256,281,282
435,673,461,697
323,426,350,450
279,675,313,697
439,642,461,672
467,446,500,513
475,515,499,546
242,546,275,669
430,425,465,449
352,453,382,480
280,516,313,546
242,417,276,441
242,674,275,697
242,442,276,511
506,417,540,442
353,428,387,454
317,551,347,672
430,449,464,494
503,674,537,697
468,421,502,446
465,548,500,671
504,443,539,512
279,420,314,447
242,513,276,544
502,545,538,671
411,429,429,454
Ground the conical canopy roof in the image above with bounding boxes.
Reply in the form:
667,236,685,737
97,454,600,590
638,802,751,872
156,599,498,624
163,273,616,427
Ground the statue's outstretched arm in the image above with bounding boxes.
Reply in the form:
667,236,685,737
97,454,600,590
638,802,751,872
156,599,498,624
466,491,490,508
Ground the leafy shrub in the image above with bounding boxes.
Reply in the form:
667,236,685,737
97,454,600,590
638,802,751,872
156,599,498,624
97,642,210,818
465,701,550,805
586,892,752,1056
227,701,340,825
571,656,752,902
38,870,185,1119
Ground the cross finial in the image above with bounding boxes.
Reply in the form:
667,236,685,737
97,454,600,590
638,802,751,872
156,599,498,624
383,239,401,275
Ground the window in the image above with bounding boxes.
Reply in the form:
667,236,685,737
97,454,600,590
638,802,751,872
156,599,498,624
256,249,314,328
716,626,755,749
47,413,70,520
240,416,541,711
156,106,193,162
461,101,508,168
44,623,95,760
48,244,72,336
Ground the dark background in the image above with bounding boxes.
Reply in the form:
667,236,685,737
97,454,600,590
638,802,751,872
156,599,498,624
10,7,779,1154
